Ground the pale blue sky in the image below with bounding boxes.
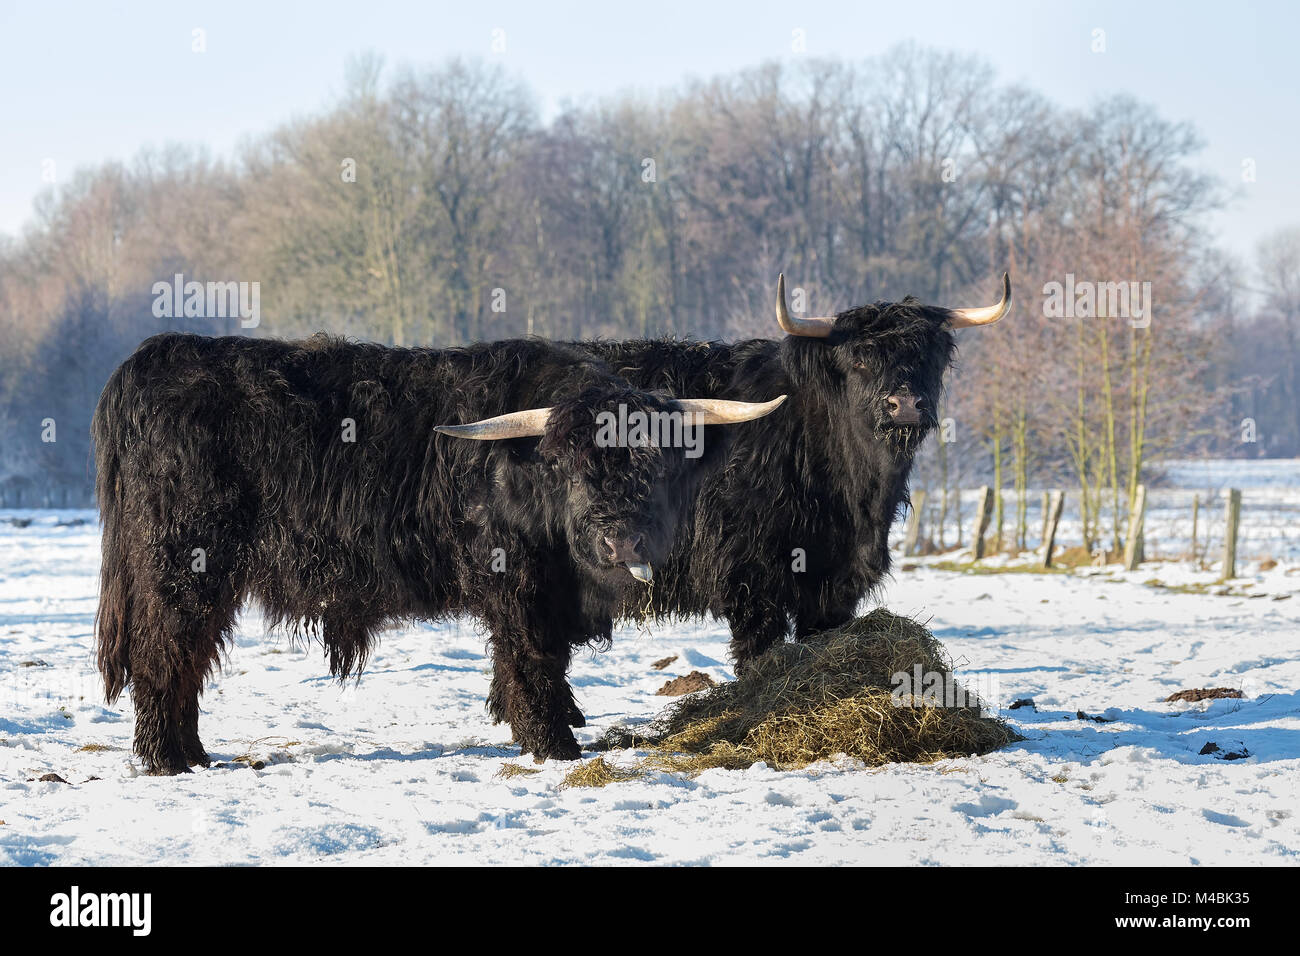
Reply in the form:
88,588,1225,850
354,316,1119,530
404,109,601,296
1,0,1295,266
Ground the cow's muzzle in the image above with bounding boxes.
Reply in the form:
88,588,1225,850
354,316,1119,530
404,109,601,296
885,393,922,425
604,534,653,583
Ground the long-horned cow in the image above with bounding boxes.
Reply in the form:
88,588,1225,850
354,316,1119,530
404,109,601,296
92,333,784,769
579,274,1011,666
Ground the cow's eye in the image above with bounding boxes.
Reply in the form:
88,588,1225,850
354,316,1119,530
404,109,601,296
852,360,867,370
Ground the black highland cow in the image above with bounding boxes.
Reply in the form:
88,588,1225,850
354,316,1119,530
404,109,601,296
584,274,1012,666
92,332,783,770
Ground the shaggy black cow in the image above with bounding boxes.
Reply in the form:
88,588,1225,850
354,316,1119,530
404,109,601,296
92,332,783,771
580,274,1011,666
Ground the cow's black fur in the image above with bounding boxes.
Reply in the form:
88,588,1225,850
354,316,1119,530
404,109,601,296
580,296,959,666
92,332,717,771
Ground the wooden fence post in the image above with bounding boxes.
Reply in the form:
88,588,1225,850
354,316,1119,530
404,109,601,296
902,489,928,556
1221,488,1241,581
1123,484,1147,571
1190,494,1200,565
1040,490,1051,549
973,486,995,560
1042,490,1065,568
955,490,964,547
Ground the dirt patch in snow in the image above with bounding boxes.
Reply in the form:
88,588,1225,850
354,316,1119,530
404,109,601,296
1166,687,1243,703
656,671,716,696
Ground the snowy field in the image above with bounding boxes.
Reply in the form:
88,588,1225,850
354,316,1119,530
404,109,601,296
2,460,1299,866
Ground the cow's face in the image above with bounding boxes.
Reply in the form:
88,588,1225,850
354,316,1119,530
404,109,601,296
832,302,956,450
538,387,686,587
777,273,1010,455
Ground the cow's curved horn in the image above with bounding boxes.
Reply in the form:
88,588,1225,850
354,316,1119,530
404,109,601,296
673,394,788,424
434,408,552,440
776,274,835,338
948,272,1012,328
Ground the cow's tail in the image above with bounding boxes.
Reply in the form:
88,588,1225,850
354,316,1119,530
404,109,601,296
92,365,133,703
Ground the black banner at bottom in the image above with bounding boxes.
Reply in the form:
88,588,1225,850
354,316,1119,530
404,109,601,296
0,865,1278,942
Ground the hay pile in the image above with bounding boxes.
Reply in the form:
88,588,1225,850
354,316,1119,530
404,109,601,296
592,608,1020,774
559,756,645,789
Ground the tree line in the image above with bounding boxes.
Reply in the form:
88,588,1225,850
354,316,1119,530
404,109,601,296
1,45,1296,557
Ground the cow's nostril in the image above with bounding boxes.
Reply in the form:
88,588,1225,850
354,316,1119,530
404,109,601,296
603,534,646,565
885,393,920,423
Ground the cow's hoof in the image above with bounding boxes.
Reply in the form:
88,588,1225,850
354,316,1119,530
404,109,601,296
566,705,586,728
140,743,193,775
144,763,193,776
529,736,583,763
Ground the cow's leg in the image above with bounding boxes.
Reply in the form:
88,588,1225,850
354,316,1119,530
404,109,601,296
130,672,191,776
130,551,237,775
132,607,227,774
490,627,581,762
181,598,240,769
179,692,209,768
725,598,789,673
794,599,858,642
488,669,583,728
486,668,510,727
130,632,215,775
565,699,586,728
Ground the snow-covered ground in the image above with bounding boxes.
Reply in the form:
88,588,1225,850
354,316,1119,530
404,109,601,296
2,463,1299,865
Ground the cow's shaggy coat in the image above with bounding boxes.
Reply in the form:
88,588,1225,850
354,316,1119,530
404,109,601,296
93,333,715,770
